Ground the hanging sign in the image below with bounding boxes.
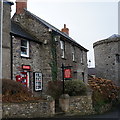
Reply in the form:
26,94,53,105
64,68,72,79
34,72,42,91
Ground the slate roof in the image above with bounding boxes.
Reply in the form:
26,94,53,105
108,34,120,39
11,21,41,43
4,0,14,5
24,9,88,52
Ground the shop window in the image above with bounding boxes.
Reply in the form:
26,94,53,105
60,40,65,58
21,40,29,57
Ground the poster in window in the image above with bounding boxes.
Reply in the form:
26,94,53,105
34,72,42,91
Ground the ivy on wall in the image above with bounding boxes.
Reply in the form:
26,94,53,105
49,33,58,81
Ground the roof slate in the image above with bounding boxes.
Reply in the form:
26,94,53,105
11,21,38,41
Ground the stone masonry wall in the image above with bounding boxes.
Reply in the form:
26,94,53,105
59,94,112,116
93,38,120,86
12,36,52,96
2,100,55,118
2,2,12,79
69,96,93,115
55,35,88,83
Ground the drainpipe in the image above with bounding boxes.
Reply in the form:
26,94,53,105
10,34,13,80
0,0,3,79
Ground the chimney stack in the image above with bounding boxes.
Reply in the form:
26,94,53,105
61,24,69,35
16,0,27,14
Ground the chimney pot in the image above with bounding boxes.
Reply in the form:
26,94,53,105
16,0,27,14
61,24,69,35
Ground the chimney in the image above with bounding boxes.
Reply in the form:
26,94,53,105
61,24,69,35
16,0,27,14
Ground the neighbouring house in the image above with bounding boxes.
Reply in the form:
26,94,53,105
88,68,96,78
0,0,13,79
10,0,88,96
93,34,120,86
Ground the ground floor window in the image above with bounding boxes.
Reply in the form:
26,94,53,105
34,72,42,91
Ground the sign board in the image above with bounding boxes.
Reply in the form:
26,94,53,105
34,72,42,91
64,69,72,79
16,72,28,87
22,65,31,70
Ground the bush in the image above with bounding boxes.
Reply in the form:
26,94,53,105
64,80,87,96
2,79,42,102
47,81,63,99
88,76,120,104
47,80,87,99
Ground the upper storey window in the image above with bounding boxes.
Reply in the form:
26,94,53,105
21,40,29,57
60,40,65,58
72,46,75,61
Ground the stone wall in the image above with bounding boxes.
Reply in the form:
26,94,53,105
59,94,112,116
2,95,113,118
12,35,52,96
2,2,13,79
69,96,93,115
93,37,120,86
2,99,55,118
59,94,93,115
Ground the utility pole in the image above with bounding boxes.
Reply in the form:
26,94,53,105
0,0,3,80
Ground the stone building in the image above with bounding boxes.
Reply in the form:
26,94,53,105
118,1,120,34
0,0,13,79
93,34,120,86
10,0,88,95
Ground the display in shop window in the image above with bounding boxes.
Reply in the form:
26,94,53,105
34,72,42,91
16,72,28,87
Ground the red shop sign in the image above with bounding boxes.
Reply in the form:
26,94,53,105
64,69,72,78
22,65,31,70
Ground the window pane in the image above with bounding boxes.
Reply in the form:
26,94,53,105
21,47,27,55
60,41,64,49
21,40,27,47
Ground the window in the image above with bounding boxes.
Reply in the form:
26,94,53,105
21,40,29,57
80,50,84,64
60,40,65,58
72,46,75,61
82,72,84,82
116,54,120,63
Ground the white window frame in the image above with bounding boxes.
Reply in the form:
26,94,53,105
21,40,29,57
81,50,84,64
72,46,75,61
60,40,65,58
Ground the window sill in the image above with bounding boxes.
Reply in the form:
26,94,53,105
73,60,77,63
61,57,66,60
21,56,31,59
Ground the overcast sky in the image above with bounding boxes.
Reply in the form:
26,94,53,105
11,0,119,67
